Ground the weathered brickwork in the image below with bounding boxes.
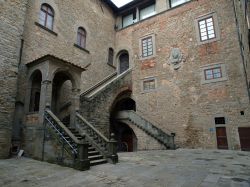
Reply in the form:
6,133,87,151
115,0,250,149
1,0,250,160
0,0,28,158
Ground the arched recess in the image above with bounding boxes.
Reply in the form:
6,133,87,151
51,71,76,125
110,90,137,152
117,50,129,74
29,70,42,112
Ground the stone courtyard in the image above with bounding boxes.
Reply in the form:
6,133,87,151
1,149,250,187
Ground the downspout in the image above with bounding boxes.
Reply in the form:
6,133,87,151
232,0,250,101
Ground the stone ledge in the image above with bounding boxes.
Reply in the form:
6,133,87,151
34,22,58,36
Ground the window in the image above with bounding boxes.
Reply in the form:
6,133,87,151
195,13,220,45
215,117,225,125
198,17,216,41
108,48,114,66
200,63,227,84
139,4,156,20
143,78,156,92
39,4,54,30
204,67,222,80
122,11,137,28
142,36,153,58
77,27,86,48
170,0,190,8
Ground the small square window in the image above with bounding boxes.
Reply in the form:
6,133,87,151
204,67,222,80
215,117,225,125
200,63,228,84
142,78,156,92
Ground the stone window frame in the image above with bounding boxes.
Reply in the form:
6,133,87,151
204,67,222,80
76,27,87,49
200,63,228,84
195,12,220,45
139,33,156,60
141,76,157,93
39,3,55,31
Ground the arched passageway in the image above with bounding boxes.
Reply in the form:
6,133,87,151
110,93,137,152
52,71,74,125
29,70,42,112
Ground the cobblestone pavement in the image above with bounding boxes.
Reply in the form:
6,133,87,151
0,149,250,187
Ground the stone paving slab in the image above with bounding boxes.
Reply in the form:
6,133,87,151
0,149,250,187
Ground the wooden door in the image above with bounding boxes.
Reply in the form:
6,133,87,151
216,127,228,149
238,127,250,151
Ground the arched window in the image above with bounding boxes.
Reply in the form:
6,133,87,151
39,4,54,30
77,27,86,48
108,48,114,66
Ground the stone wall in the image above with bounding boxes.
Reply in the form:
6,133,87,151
80,71,132,137
115,0,250,149
0,0,28,158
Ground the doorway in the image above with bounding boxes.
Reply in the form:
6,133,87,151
238,127,250,151
216,127,228,149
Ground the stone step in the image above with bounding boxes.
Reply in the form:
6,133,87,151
88,150,99,156
90,159,107,166
88,154,103,161
88,147,95,151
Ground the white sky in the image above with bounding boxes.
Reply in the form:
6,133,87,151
111,0,134,8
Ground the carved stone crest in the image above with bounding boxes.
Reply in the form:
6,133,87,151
168,48,184,70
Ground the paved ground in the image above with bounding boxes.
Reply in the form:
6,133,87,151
0,149,250,187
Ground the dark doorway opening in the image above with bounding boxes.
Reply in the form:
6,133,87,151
238,127,250,151
119,51,129,74
110,94,137,152
29,70,42,112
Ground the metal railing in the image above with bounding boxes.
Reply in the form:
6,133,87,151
43,109,90,170
76,112,118,163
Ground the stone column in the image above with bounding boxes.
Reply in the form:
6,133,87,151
33,79,52,159
70,88,80,128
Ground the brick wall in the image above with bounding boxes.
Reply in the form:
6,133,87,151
115,0,250,149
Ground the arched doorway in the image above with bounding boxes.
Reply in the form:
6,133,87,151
118,50,129,74
29,70,42,112
110,92,137,152
52,71,74,125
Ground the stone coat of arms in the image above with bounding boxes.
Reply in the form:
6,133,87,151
168,48,184,70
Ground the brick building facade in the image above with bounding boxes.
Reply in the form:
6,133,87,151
0,0,250,162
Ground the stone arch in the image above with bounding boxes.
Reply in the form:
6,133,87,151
51,71,75,117
109,90,137,152
51,68,79,90
28,69,42,113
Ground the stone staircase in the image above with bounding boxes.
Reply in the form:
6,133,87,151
81,69,131,100
43,109,117,170
116,110,176,149
66,126,108,166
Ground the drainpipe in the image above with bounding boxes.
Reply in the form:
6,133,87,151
232,0,250,101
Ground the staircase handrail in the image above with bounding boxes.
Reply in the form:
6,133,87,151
81,69,132,100
76,112,109,142
45,109,81,144
116,110,174,136
81,72,117,97
116,110,175,149
43,109,90,170
76,112,118,163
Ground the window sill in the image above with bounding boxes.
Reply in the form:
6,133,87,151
35,22,58,36
74,44,90,54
